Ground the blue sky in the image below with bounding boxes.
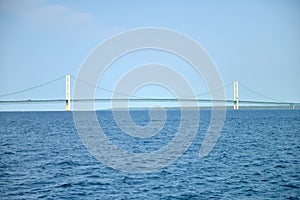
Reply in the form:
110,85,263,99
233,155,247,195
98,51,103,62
0,0,300,110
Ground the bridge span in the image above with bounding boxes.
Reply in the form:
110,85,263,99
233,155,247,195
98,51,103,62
0,75,299,111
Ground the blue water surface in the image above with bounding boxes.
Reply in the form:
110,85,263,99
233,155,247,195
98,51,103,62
0,110,299,199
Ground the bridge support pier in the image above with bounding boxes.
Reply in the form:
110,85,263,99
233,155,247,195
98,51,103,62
66,74,71,111
234,81,239,110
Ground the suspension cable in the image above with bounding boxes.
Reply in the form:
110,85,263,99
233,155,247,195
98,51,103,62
238,82,284,102
183,82,233,99
0,75,66,98
70,75,144,99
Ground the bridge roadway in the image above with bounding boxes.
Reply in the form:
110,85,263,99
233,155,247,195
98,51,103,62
0,98,299,106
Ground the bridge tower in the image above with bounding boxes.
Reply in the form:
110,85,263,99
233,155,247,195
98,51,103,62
66,74,71,111
234,81,239,110
290,104,295,110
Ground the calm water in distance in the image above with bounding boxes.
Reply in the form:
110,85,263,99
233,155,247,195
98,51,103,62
0,110,299,199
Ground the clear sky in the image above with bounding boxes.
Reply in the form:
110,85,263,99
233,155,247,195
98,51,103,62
0,0,300,110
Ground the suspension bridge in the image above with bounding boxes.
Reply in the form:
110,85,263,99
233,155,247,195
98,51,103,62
0,75,299,111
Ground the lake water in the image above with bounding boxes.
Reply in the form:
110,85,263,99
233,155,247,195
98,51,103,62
1,110,299,199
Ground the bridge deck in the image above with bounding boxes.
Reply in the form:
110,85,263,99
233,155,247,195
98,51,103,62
0,98,299,106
